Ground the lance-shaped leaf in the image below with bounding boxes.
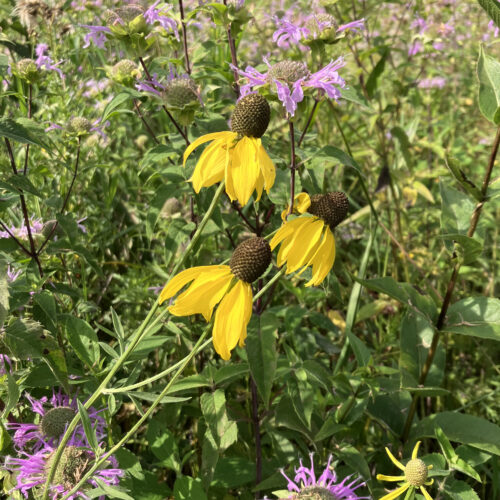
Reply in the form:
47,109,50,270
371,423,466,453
477,44,500,124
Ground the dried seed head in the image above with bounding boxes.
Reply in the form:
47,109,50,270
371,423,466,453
229,237,272,283
111,59,141,85
105,4,144,25
67,117,92,136
307,192,349,229
292,487,337,500
164,77,200,109
267,61,310,84
15,58,39,83
40,406,76,439
305,14,338,40
46,446,93,492
230,94,271,138
405,458,428,487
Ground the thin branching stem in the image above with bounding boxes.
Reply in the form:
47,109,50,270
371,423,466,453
401,126,500,441
287,120,297,217
178,0,191,75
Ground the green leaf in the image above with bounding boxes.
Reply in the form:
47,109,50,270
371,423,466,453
341,85,370,108
2,175,43,197
438,234,483,265
101,92,134,123
315,417,348,441
111,308,125,354
146,419,180,471
0,118,51,149
440,182,476,237
391,126,413,169
412,411,500,456
442,297,500,341
445,156,483,202
275,395,311,438
246,311,278,407
173,476,207,500
366,47,389,98
64,315,100,368
478,0,500,29
443,479,480,500
32,291,57,334
91,479,136,500
356,276,437,321
3,373,20,418
477,44,500,124
200,389,237,452
77,400,99,452
5,319,51,358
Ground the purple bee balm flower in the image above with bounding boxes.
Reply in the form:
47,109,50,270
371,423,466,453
408,39,423,56
144,1,179,40
273,16,310,48
81,24,112,48
418,77,446,89
6,390,106,453
0,218,44,240
337,18,365,34
136,72,165,97
410,17,427,34
34,44,64,79
7,265,22,283
5,435,123,500
233,57,346,116
281,453,370,500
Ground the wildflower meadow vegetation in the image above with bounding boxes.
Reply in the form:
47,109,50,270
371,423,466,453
1,0,500,498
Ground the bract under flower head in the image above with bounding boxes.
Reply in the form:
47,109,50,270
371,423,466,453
281,453,369,500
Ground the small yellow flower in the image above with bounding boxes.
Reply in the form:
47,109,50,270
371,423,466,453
270,192,348,287
183,94,275,207
159,238,271,360
377,441,434,500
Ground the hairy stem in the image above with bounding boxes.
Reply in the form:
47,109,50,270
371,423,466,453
298,99,319,147
223,0,240,96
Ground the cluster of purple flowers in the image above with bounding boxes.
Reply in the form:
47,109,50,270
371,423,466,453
34,43,64,79
82,1,179,49
0,218,44,240
281,453,369,499
5,390,123,499
273,14,365,49
233,57,346,116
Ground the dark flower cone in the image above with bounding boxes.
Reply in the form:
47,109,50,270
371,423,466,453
230,94,271,138
230,237,272,283
308,191,349,228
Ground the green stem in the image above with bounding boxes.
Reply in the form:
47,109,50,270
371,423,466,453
41,182,226,499
59,325,213,500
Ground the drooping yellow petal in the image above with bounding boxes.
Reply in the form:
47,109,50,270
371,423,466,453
376,475,406,482
227,137,260,206
420,486,433,500
284,219,324,273
212,280,252,360
270,216,313,251
411,441,422,460
281,192,312,221
169,268,233,321
378,483,411,500
254,171,265,201
159,266,217,304
305,227,335,287
183,131,233,166
424,478,434,486
256,140,275,192
276,218,317,270
384,447,406,472
189,138,227,192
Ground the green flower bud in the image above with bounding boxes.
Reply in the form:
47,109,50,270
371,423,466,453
66,117,92,136
14,58,40,84
110,59,142,86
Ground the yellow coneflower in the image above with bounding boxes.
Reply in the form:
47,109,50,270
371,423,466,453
271,192,348,287
159,237,271,360
183,93,275,207
377,441,434,500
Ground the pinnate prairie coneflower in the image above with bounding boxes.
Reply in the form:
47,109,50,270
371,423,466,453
271,192,349,287
280,453,369,499
183,93,275,207
377,441,434,500
159,237,271,360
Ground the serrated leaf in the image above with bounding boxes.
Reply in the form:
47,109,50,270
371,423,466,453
438,234,483,265
443,479,481,500
445,156,483,202
0,118,50,149
478,0,500,29
173,476,207,500
101,92,133,123
477,44,500,124
442,297,500,341
63,315,100,368
3,373,20,418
